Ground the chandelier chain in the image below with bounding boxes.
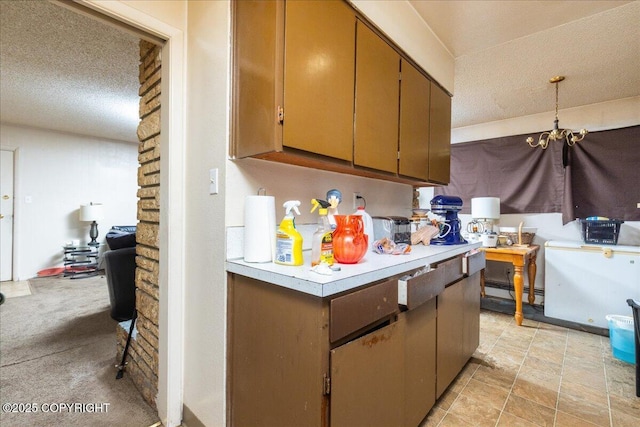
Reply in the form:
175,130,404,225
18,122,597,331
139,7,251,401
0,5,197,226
555,81,559,122
526,76,588,149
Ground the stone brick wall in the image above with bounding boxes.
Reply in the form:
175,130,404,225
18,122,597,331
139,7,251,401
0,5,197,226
117,39,161,409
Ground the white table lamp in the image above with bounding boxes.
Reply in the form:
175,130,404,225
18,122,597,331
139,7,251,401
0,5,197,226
471,197,500,232
79,202,104,245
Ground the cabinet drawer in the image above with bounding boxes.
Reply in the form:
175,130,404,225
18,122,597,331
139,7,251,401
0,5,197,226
463,251,486,276
398,267,445,310
330,279,398,343
435,256,463,286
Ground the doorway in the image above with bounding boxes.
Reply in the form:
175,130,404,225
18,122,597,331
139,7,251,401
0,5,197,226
53,2,186,426
3,2,172,424
0,1,186,424
0,149,14,281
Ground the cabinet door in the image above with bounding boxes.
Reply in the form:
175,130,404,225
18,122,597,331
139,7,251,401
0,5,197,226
354,20,400,173
463,273,481,360
436,280,464,398
399,60,431,181
229,275,327,427
231,0,283,158
429,82,451,184
283,0,355,161
330,320,404,427
403,298,437,427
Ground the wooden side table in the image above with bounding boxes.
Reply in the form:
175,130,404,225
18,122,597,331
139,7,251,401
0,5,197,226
479,245,540,326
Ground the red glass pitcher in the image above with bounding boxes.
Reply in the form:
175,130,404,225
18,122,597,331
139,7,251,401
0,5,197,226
332,215,368,264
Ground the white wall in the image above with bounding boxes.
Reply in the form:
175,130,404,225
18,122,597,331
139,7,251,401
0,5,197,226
226,158,414,227
0,123,138,280
182,1,228,425
451,96,640,144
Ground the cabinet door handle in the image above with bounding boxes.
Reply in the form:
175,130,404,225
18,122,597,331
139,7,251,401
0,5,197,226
277,106,284,124
0,214,4,219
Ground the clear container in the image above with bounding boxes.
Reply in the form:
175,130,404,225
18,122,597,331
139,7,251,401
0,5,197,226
354,206,374,251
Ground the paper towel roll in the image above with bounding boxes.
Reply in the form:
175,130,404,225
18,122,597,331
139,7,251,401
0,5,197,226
243,195,276,263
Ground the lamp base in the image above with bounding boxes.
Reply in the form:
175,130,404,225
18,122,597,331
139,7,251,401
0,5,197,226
89,221,99,244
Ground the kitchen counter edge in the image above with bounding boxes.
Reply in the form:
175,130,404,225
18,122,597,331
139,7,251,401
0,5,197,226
226,242,481,297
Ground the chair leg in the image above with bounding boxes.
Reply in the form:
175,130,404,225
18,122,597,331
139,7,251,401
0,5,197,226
116,311,137,380
629,299,640,397
636,332,640,398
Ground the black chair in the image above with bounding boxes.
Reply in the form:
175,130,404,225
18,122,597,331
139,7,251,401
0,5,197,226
626,299,640,397
104,247,136,321
104,246,137,379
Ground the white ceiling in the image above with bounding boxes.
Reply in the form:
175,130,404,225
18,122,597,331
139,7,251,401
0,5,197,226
0,1,140,143
0,1,639,143
411,0,640,128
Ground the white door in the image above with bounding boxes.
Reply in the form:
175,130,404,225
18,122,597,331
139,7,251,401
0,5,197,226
1,149,14,281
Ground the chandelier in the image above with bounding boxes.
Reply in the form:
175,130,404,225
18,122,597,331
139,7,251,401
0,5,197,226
526,76,588,149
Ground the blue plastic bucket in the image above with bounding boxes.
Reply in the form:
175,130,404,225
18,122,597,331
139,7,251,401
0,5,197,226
606,315,635,364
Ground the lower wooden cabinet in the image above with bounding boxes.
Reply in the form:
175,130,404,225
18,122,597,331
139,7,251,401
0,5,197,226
402,298,437,427
228,275,328,427
436,272,481,398
228,253,481,427
330,320,405,427
435,275,465,398
463,274,481,359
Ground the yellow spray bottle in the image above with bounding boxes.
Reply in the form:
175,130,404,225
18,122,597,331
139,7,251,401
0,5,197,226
275,200,303,266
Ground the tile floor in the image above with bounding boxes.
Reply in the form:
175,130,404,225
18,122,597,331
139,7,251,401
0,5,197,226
3,280,637,426
421,310,639,426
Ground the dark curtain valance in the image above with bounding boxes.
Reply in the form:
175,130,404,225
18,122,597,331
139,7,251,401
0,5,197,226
435,125,640,223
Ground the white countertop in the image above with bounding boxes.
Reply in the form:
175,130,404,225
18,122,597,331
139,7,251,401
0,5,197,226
226,242,481,297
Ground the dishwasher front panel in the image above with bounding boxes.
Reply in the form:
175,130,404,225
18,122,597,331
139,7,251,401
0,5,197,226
544,241,640,329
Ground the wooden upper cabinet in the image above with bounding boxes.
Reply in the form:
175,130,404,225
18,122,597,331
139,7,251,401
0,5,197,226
231,0,451,186
283,0,356,161
354,21,400,174
231,0,283,158
429,82,452,184
399,60,431,181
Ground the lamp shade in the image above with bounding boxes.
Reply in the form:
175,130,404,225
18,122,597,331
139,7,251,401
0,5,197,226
471,197,500,220
79,203,104,222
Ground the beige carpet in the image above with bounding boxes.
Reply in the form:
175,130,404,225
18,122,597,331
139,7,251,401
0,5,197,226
0,274,160,427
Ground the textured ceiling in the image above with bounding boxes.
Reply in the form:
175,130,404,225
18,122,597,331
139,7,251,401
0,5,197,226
0,1,639,143
0,1,140,143
410,0,640,128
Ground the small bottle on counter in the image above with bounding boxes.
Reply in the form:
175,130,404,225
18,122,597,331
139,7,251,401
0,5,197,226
353,205,374,251
311,199,334,266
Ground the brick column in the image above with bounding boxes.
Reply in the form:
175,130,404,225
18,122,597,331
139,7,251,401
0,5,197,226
117,39,161,408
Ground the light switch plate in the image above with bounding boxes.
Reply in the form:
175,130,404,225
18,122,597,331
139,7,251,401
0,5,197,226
209,168,218,195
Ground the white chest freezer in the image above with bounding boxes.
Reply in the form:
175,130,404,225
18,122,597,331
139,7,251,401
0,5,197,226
544,240,640,329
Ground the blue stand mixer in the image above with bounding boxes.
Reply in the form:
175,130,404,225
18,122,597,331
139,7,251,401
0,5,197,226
429,195,467,245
